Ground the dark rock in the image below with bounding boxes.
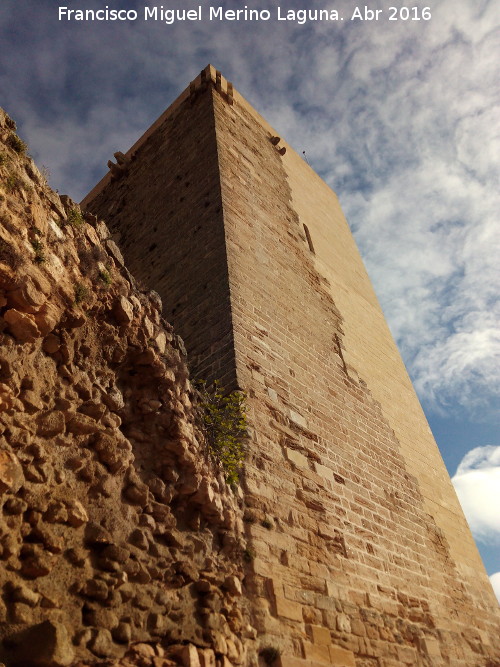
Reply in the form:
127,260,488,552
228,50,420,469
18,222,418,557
128,528,149,551
124,484,149,506
112,621,132,644
20,544,55,578
3,620,74,665
85,522,113,546
3,497,27,514
81,578,109,602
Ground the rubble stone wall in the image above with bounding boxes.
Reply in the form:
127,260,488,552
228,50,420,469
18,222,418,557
0,107,254,667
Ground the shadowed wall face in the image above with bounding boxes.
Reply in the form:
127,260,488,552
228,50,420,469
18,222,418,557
85,87,236,389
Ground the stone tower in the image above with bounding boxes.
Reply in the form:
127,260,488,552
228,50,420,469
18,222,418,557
82,66,500,666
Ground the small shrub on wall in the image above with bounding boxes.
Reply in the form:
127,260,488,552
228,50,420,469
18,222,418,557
196,380,247,485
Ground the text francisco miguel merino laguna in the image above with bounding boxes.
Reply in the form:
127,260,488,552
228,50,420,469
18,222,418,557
58,5,421,24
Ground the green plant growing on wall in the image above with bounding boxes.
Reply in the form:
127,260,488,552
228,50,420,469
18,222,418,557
242,547,255,562
30,238,45,264
0,239,22,269
98,269,112,286
67,208,84,227
7,133,27,155
74,282,89,304
196,380,247,485
4,173,21,193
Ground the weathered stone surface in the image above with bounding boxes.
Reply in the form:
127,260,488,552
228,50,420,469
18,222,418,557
275,596,303,622
198,649,216,667
82,577,109,601
4,496,28,514
36,410,65,436
336,613,351,634
88,628,117,657
4,620,74,666
0,383,20,412
42,332,61,353
181,644,201,667
4,308,40,341
12,583,40,607
124,483,149,506
103,385,125,411
285,447,308,469
309,624,331,646
131,643,156,659
66,413,100,435
8,274,49,313
106,239,125,266
327,646,356,666
66,500,89,527
33,302,61,335
128,527,149,550
94,432,123,469
20,545,56,578
419,636,442,657
85,522,113,546
113,296,134,324
0,449,23,493
112,621,132,644
303,640,330,663
96,220,111,240
224,575,242,596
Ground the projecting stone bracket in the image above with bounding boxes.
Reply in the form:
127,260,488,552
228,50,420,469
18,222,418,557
107,151,131,179
270,135,287,156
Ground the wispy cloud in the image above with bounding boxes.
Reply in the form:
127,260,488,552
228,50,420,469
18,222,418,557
452,446,500,543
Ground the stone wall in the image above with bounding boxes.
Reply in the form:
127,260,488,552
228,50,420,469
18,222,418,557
212,80,500,666
83,78,235,392
0,107,254,666
82,66,500,666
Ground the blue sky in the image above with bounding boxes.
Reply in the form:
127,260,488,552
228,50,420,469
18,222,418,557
1,0,498,596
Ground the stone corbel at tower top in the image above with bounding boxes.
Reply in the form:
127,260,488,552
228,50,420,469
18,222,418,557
107,151,131,179
189,64,234,106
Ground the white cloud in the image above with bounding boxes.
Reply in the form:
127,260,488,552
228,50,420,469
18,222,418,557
490,572,500,605
452,446,500,543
